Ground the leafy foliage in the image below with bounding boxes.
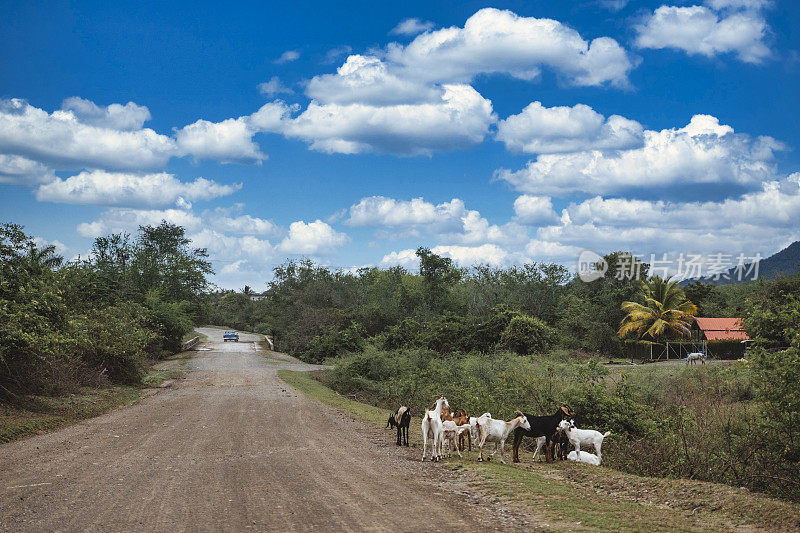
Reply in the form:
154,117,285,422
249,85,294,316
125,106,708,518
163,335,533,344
0,221,212,399
619,276,698,340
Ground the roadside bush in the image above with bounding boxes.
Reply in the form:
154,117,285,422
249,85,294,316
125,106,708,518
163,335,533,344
73,302,157,384
145,291,194,355
0,289,77,396
500,315,555,355
303,322,366,362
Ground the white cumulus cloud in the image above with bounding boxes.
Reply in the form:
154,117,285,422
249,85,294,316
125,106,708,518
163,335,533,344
277,220,349,255
281,84,495,155
0,98,177,171
513,195,560,225
635,4,770,63
0,154,55,185
35,170,240,207
497,101,643,154
61,97,151,130
497,115,784,196
386,8,635,88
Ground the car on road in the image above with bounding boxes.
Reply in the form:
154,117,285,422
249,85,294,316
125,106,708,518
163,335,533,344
223,330,239,342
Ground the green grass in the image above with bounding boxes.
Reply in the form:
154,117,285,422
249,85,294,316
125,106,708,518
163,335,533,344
0,350,195,444
0,386,142,444
278,370,387,426
279,368,800,532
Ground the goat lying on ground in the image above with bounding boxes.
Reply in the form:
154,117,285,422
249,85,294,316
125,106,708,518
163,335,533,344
421,396,449,462
476,411,531,464
558,419,611,463
452,409,471,451
567,450,600,465
686,352,706,365
512,404,575,463
386,406,411,446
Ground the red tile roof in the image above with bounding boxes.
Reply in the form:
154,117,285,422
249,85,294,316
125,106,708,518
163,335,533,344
694,317,750,341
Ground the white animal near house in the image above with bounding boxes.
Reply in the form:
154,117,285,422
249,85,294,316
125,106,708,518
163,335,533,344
567,450,600,465
686,352,706,365
558,419,611,464
421,396,449,462
476,411,531,464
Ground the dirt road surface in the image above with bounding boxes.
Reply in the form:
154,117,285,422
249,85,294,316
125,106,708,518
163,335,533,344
0,328,528,532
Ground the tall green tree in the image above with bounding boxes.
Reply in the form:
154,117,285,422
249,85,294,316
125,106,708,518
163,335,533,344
619,276,698,340
416,247,461,312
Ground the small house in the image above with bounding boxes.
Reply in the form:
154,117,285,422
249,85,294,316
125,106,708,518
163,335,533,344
692,317,750,358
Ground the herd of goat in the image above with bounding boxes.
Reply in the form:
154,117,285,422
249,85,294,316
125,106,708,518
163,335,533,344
387,398,611,465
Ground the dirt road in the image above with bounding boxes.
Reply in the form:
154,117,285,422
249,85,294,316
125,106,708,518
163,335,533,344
0,329,525,532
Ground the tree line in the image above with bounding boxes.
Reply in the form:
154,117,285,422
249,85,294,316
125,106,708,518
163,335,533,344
0,222,212,400
210,248,768,362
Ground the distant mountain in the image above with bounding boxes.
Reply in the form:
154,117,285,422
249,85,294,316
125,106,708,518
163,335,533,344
687,241,800,285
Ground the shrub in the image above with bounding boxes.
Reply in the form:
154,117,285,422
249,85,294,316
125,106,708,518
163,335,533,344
73,302,156,384
303,322,366,362
500,315,555,355
145,291,194,355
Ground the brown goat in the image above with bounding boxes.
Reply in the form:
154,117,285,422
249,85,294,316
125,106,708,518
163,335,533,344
440,406,454,422
452,409,471,451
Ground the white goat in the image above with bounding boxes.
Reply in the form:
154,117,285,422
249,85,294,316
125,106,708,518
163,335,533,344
530,436,548,462
558,419,610,463
567,450,600,465
441,421,471,458
469,412,491,447
686,352,706,365
476,411,531,463
421,396,449,462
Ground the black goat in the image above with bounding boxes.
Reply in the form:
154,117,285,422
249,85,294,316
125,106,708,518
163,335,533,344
512,404,575,463
386,406,411,446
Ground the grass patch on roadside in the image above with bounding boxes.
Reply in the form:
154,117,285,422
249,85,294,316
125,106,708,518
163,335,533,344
0,349,196,444
280,368,800,532
278,369,388,427
0,386,142,444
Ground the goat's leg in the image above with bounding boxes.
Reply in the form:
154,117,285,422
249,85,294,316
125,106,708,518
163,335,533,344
421,427,428,461
477,437,486,461
532,438,543,462
488,442,497,460
403,425,409,446
595,442,602,463
396,426,401,446
545,437,554,462
574,443,581,460
512,431,523,463
498,440,506,464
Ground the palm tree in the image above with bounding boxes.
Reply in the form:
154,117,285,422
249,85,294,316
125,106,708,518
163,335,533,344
618,276,698,341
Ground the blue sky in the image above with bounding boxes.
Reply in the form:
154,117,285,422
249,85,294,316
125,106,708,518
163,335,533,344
1,0,798,289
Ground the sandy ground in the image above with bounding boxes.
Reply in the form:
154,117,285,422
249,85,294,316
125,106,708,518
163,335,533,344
0,328,529,532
